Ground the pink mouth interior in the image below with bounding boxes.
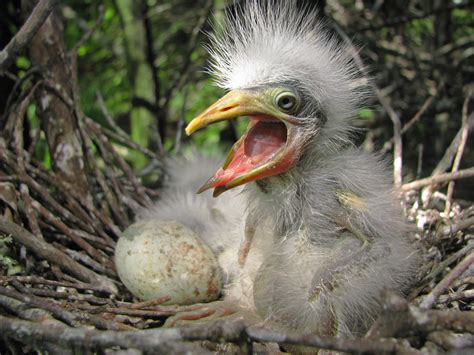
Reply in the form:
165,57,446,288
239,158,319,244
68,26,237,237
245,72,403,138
208,118,287,188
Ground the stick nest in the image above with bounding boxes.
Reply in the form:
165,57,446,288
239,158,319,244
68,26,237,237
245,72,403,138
0,97,472,354
0,2,472,352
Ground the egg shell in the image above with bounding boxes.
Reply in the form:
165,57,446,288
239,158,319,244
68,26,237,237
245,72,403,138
115,219,222,304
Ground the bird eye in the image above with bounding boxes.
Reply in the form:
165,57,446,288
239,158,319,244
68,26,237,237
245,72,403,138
275,92,298,113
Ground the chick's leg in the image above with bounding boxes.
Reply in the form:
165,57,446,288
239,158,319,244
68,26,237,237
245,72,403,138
163,301,242,327
164,217,269,328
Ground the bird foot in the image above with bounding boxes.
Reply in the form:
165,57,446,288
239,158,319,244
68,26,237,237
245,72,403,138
164,301,242,327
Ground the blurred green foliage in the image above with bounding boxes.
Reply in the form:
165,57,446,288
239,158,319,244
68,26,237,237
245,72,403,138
60,0,232,166
11,0,471,182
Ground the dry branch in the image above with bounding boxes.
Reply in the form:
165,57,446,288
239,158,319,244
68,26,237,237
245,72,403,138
0,216,116,294
382,93,437,154
445,92,472,215
441,216,474,236
0,285,128,330
0,0,59,71
0,315,408,353
401,167,474,191
0,275,114,293
368,294,474,338
420,252,474,309
0,316,243,352
1,303,473,354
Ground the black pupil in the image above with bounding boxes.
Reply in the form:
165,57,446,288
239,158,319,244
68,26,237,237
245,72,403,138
279,95,294,110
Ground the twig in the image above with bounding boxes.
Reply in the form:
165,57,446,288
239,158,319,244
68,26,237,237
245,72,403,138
438,289,474,304
0,294,72,354
10,283,112,306
428,331,474,350
0,175,19,183
420,252,474,309
422,113,474,206
19,184,42,239
128,296,172,309
0,275,111,293
142,1,165,151
0,150,97,235
441,216,474,236
162,0,213,108
80,304,177,318
101,124,162,161
437,35,474,56
0,216,117,294
0,66,41,126
10,82,43,239
445,92,472,216
452,276,474,289
174,86,189,154
0,70,19,82
0,0,60,71
401,167,474,192
33,200,116,272
0,285,130,330
246,326,411,353
96,91,165,167
24,155,116,246
416,144,424,179
332,19,403,187
57,228,113,251
382,94,436,153
85,116,153,209
377,93,403,188
409,242,474,299
96,90,129,138
0,315,420,354
0,316,241,352
61,246,111,276
69,5,105,56
85,117,151,224
4,79,41,146
431,114,474,177
368,293,474,338
355,0,474,32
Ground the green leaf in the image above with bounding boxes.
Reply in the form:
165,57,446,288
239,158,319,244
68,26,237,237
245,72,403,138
16,56,31,69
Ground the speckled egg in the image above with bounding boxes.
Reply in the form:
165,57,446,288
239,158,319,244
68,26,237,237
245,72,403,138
115,219,222,304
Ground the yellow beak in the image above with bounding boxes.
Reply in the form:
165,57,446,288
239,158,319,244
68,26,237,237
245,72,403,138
185,90,277,135
184,89,304,197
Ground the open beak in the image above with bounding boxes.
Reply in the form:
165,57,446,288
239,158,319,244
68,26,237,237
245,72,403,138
185,90,305,197
186,91,268,135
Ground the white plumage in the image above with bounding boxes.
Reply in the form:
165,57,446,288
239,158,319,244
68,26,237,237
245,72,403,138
208,1,368,150
140,0,420,339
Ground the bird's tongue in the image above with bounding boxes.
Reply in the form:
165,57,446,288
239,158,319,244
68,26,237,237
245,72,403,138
209,121,287,188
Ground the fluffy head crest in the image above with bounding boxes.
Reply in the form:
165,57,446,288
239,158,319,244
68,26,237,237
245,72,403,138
207,0,368,121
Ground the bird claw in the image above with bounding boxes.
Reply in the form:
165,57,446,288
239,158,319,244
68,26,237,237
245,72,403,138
163,301,242,327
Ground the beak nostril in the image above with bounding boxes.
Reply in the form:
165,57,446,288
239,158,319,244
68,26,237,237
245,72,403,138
220,105,236,112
